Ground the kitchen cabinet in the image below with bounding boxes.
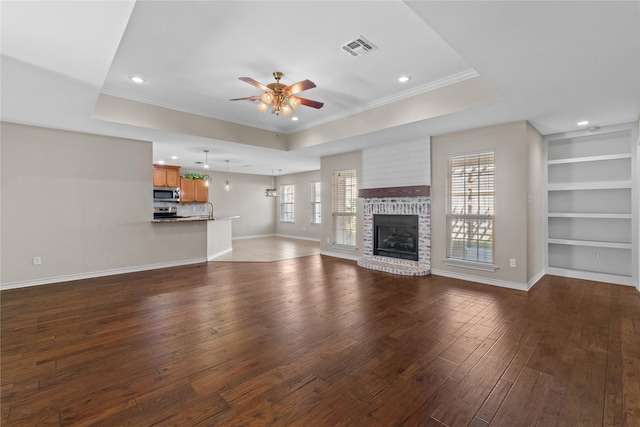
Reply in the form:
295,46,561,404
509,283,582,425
545,122,637,286
153,165,181,188
180,177,208,203
194,178,208,203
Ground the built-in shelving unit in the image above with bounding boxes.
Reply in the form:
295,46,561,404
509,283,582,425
545,123,637,286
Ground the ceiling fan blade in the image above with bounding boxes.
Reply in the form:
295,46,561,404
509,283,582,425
229,95,261,101
239,77,270,92
285,79,316,95
297,97,324,109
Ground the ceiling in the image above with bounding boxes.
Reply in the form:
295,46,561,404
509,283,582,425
1,1,639,176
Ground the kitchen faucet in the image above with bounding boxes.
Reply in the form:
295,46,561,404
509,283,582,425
206,202,215,220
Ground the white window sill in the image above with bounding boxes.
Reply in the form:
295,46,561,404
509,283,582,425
443,258,498,272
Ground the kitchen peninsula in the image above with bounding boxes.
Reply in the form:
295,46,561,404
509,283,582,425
152,214,239,261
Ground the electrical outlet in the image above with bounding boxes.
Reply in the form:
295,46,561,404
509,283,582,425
33,256,42,266
509,258,516,268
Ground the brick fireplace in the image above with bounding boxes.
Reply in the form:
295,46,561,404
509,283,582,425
357,186,431,275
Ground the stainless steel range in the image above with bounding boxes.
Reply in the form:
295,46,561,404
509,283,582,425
153,206,179,220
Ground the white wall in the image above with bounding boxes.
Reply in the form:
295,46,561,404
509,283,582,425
362,139,431,188
1,122,208,288
275,170,321,241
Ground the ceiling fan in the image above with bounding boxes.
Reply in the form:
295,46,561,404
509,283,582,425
229,71,324,116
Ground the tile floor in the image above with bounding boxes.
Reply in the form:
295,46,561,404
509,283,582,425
211,236,320,262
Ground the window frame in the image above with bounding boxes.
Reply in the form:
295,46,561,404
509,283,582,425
445,151,496,271
331,169,358,249
311,181,321,225
279,184,295,223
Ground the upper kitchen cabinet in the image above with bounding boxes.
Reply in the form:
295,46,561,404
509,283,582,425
180,177,208,203
153,165,181,188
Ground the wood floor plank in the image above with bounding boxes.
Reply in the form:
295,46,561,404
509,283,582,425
2,252,639,426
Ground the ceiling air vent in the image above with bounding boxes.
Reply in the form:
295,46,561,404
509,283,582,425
340,36,377,58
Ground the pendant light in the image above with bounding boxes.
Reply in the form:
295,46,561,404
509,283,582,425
265,169,280,197
224,160,230,191
203,150,210,187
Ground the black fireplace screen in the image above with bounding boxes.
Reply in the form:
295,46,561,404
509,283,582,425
373,214,419,261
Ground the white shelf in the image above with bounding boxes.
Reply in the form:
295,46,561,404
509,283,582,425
547,153,631,165
547,212,632,219
545,123,637,287
547,238,632,250
546,267,634,286
547,181,632,191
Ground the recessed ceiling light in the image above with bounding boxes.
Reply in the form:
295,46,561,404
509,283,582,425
577,120,589,126
397,75,411,83
157,160,165,164
291,117,299,121
129,76,145,84
170,155,178,160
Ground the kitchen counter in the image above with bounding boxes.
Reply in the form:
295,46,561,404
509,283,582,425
151,215,239,223
151,215,238,261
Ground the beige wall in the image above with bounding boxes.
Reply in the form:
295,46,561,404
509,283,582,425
320,151,363,259
275,170,321,241
526,122,544,282
1,122,207,287
431,121,539,287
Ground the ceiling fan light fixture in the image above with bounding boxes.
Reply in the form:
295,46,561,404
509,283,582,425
231,71,323,117
288,96,301,110
261,92,274,104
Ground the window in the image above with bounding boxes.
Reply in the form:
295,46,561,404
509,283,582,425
280,184,294,222
446,151,495,265
311,181,321,224
332,169,357,247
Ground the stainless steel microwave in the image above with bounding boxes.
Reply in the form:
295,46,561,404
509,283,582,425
153,187,180,202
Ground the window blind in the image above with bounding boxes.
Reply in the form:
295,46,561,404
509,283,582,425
311,181,321,224
446,152,495,263
332,169,357,246
279,184,294,222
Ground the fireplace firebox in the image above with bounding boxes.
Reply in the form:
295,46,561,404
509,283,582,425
373,214,419,261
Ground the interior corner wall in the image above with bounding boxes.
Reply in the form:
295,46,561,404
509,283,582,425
0,122,207,288
431,121,530,286
275,170,321,241
320,150,363,259
526,122,545,283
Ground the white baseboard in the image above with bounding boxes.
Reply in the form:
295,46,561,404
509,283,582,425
527,270,545,290
431,269,530,292
207,248,233,261
0,258,208,291
232,233,276,240
275,234,321,242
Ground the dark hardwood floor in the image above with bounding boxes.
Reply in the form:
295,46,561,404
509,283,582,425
2,255,639,426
